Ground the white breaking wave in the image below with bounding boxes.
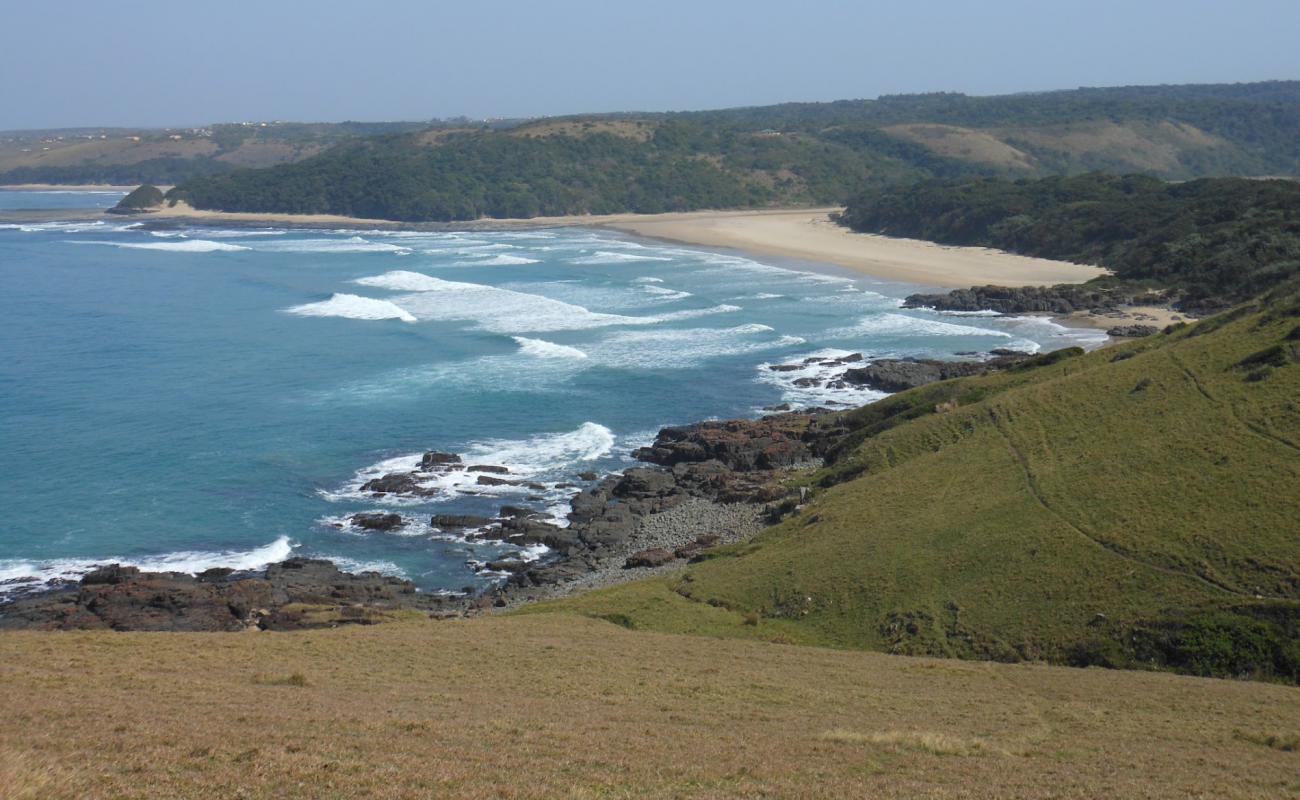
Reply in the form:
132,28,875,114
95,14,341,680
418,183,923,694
451,254,540,266
730,292,784,300
839,312,1015,339
592,324,804,368
5,221,135,233
0,536,295,597
569,251,673,264
994,314,1109,350
633,276,665,283
322,422,615,519
256,236,411,254
285,293,417,323
756,349,890,410
640,285,693,300
513,336,589,359
71,239,250,252
353,270,735,333
649,304,742,322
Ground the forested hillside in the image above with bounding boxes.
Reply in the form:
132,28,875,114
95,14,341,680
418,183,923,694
838,174,1300,312
165,81,1300,221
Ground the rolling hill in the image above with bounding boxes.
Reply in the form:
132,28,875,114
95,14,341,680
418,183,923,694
160,81,1300,221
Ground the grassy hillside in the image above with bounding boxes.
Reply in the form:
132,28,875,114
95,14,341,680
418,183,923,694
839,173,1300,312
166,81,1300,221
523,285,1300,681
4,615,1299,799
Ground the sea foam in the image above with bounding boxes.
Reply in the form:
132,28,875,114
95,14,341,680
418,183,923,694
71,239,250,252
839,312,1015,339
0,536,294,598
353,270,719,333
322,422,615,521
285,293,417,323
513,337,589,359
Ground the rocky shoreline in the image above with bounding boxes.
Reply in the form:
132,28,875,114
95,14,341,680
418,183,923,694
0,348,1046,632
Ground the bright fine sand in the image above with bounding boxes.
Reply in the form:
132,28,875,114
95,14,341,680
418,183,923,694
598,208,1109,288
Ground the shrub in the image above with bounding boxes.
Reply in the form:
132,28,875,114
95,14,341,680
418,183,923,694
1236,345,1288,369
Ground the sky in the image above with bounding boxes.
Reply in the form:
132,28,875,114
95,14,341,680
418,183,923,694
2,0,1298,130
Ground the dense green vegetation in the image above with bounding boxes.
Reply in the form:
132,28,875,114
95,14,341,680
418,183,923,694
108,183,163,212
167,81,1300,221
839,173,1300,312
524,280,1300,682
169,128,902,220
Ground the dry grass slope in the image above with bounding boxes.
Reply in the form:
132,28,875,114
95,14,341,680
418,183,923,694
2,615,1298,799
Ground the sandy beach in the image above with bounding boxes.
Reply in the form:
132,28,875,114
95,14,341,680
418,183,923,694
597,208,1109,288
143,203,1108,289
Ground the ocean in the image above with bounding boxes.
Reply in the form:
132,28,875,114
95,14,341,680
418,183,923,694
0,190,1106,596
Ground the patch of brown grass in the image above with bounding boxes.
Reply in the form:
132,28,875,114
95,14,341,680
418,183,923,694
511,119,654,141
882,124,1037,169
1,615,1298,798
821,729,992,756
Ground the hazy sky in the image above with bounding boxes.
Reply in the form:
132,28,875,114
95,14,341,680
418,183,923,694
3,0,1297,129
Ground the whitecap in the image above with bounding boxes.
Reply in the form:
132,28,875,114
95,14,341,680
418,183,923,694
569,251,673,264
354,270,728,333
839,312,1015,339
756,349,890,410
513,336,589,359
256,236,411,254
591,325,804,369
729,292,784,300
285,293,416,323
322,422,615,519
71,238,250,253
0,536,294,598
451,254,540,266
640,285,692,300
649,304,742,322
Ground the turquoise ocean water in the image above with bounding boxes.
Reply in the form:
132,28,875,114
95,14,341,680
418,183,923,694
0,191,1106,595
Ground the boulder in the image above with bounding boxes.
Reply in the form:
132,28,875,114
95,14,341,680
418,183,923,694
431,514,492,529
633,414,817,472
361,473,422,495
419,451,462,469
351,512,403,531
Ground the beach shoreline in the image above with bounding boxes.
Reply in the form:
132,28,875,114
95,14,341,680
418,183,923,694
120,202,1111,289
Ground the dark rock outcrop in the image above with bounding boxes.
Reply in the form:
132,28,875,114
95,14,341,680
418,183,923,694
361,473,424,495
903,284,1153,315
0,557,448,632
351,512,404,531
633,414,817,472
431,514,492,529
840,356,1024,392
1106,324,1159,338
420,451,462,469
